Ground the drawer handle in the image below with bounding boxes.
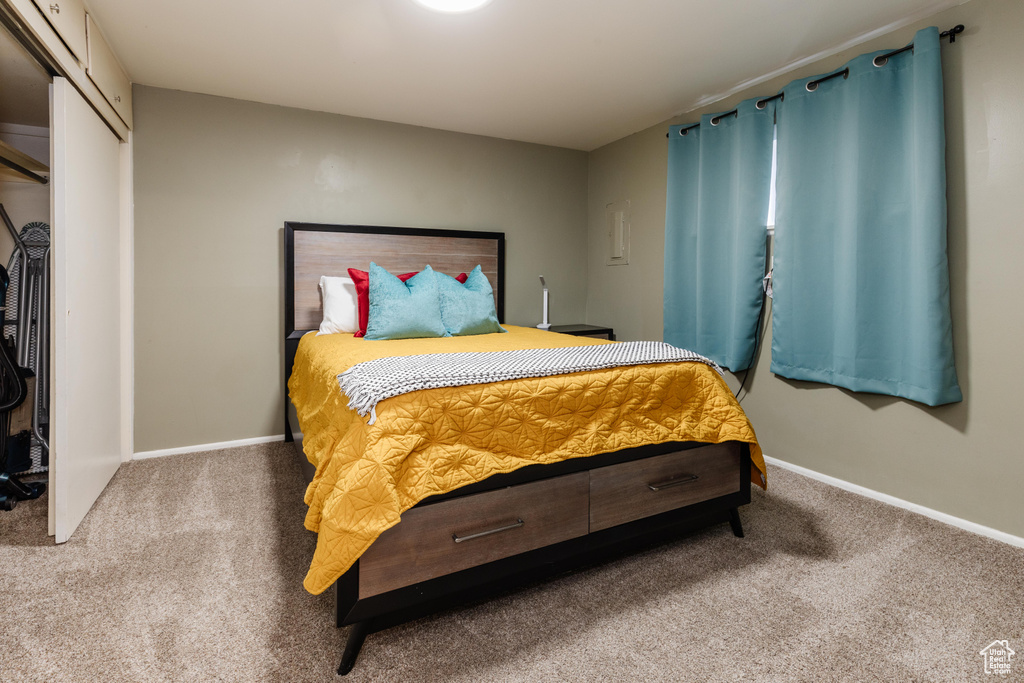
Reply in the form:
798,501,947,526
452,518,524,543
49,3,59,13
648,474,700,491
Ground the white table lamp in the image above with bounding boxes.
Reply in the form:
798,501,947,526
537,276,551,329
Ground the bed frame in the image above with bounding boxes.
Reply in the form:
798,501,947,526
283,222,751,675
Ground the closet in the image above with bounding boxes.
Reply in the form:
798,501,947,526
0,20,52,509
0,0,131,542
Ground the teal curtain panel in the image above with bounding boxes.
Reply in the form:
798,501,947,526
664,97,775,371
771,27,961,405
664,123,701,358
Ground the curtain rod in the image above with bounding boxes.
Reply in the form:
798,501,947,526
668,24,966,138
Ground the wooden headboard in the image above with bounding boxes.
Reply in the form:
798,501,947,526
285,222,505,337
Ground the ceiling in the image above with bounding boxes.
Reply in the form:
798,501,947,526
85,0,962,151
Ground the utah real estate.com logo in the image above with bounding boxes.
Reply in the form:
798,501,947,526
979,640,1015,676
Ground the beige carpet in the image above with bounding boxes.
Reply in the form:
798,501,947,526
1,443,1021,682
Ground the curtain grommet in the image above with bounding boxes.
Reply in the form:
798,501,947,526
805,81,818,92
680,128,688,136
710,117,720,126
873,55,888,67
755,99,767,110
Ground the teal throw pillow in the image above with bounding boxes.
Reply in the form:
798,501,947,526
364,263,449,340
437,265,506,336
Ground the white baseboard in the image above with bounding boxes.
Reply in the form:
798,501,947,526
763,455,1024,550
133,434,288,460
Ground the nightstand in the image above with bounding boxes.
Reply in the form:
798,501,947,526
548,324,615,341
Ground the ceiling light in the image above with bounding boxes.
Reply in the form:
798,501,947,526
412,0,492,13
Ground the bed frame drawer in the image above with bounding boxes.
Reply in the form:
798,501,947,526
589,443,741,532
359,472,589,597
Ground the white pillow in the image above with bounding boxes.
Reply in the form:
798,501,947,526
317,276,359,335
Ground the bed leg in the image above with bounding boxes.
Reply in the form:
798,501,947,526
337,620,372,676
284,411,294,443
728,508,744,538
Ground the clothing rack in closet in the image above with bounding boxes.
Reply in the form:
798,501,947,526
0,139,48,185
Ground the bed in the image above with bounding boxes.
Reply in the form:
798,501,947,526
283,222,766,675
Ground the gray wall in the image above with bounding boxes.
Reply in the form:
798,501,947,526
586,0,1024,537
133,86,588,452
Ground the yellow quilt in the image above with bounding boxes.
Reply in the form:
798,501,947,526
290,325,765,595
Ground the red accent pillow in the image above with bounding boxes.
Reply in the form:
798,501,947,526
348,268,467,337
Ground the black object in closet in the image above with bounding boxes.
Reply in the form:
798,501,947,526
1,204,49,475
0,261,43,511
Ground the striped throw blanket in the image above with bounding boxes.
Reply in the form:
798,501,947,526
337,341,721,424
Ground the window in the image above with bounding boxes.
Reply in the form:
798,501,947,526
766,126,778,234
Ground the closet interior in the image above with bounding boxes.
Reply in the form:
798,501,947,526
0,19,49,510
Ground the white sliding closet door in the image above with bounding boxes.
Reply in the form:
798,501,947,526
50,77,124,542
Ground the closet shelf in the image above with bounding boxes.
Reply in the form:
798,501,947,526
0,139,48,185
